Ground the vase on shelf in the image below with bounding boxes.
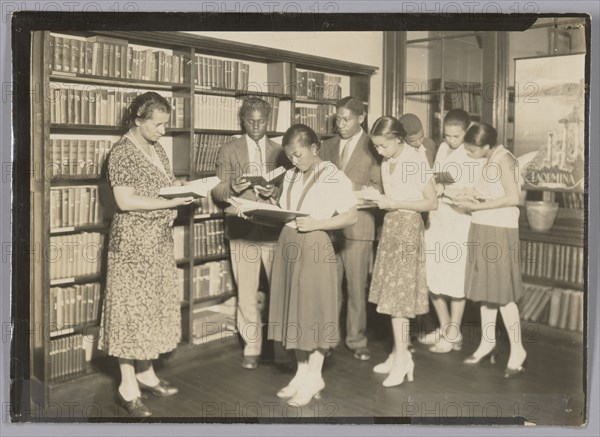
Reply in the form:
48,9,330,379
525,201,559,232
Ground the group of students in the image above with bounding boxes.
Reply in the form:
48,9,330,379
99,91,527,417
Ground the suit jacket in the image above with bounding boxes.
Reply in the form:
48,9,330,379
320,131,382,241
212,136,287,241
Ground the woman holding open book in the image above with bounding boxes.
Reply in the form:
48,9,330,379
453,123,527,379
368,115,438,387
267,124,358,407
99,92,194,417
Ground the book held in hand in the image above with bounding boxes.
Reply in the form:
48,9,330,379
241,166,286,187
159,176,220,199
228,196,308,222
354,188,383,209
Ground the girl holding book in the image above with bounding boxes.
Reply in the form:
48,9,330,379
454,123,527,378
421,109,484,353
268,124,358,406
99,92,194,417
368,116,438,387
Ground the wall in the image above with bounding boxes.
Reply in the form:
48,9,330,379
183,31,384,122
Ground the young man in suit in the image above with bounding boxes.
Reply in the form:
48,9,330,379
212,97,286,370
319,96,382,361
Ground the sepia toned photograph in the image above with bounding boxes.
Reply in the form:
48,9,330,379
3,5,597,433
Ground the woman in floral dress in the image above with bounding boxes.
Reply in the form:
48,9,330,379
368,116,438,387
99,92,194,417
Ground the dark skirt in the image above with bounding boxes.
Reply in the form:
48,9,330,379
268,226,340,351
465,223,523,305
369,210,429,318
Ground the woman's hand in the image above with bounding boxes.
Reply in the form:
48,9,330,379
453,198,480,212
254,184,275,199
169,196,195,207
295,216,321,232
435,183,445,197
375,195,397,210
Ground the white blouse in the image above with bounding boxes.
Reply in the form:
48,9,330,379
382,144,433,204
279,161,357,229
472,145,520,228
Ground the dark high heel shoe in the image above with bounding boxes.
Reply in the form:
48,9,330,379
116,391,152,417
137,378,179,397
463,349,497,365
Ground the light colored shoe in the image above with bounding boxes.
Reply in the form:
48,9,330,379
373,353,394,374
277,373,303,399
382,357,415,388
428,336,463,354
287,377,325,407
418,328,441,345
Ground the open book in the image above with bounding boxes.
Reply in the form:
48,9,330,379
228,196,308,222
441,191,487,206
159,176,220,199
241,166,286,187
354,188,383,208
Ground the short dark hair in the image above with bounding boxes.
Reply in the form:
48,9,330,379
282,124,320,151
464,123,498,148
443,109,471,130
336,96,366,117
369,115,406,139
128,92,171,125
239,96,271,118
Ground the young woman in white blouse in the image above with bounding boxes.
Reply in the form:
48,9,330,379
454,123,527,378
368,116,438,387
268,124,358,406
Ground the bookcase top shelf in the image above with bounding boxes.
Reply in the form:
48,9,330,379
194,87,292,100
50,73,190,91
90,31,378,77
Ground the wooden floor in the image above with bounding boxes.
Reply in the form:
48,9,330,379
47,318,585,425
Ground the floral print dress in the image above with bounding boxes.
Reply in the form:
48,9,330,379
98,135,180,360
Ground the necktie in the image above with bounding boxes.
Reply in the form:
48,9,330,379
339,139,351,171
255,140,263,175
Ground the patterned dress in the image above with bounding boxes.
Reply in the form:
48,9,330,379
98,135,181,360
368,146,431,318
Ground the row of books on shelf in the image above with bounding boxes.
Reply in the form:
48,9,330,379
50,186,103,229
49,334,86,380
49,139,112,179
519,283,584,332
173,220,226,260
49,87,187,128
49,282,101,329
176,261,234,303
193,95,242,130
194,195,223,216
293,105,337,134
193,134,234,174
193,260,234,301
557,191,585,209
194,54,250,91
521,240,584,286
49,233,104,281
50,35,190,83
192,297,237,345
295,70,343,101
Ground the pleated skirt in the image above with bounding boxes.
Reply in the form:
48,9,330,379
465,223,523,305
268,226,340,351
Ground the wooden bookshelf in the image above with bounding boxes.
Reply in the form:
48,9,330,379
518,186,586,324
30,30,376,406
